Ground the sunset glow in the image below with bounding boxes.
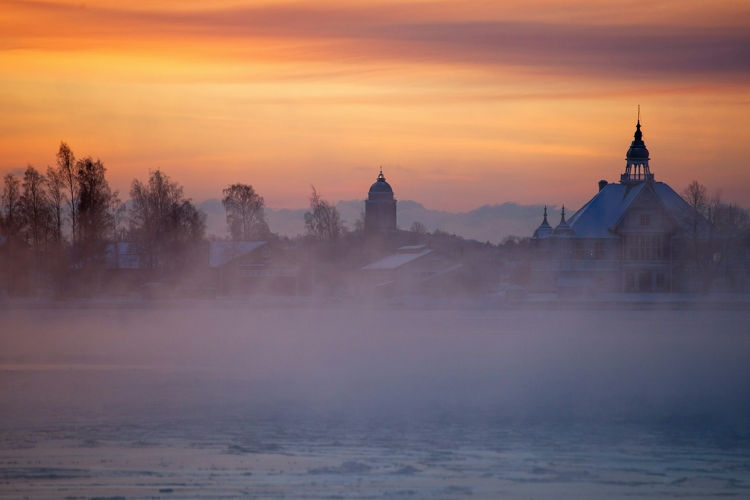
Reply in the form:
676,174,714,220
2,0,749,210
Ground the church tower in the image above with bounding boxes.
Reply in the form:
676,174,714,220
365,169,397,232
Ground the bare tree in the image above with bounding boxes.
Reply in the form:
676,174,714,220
1,173,24,238
354,210,366,232
680,180,750,293
304,187,346,241
129,169,206,275
1,174,24,294
221,183,269,241
410,221,427,235
56,142,78,246
20,165,51,249
76,157,119,270
46,164,67,245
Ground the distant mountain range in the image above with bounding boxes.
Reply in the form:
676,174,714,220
197,199,562,244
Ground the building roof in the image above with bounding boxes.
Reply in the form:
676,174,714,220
209,241,267,268
551,206,575,237
564,181,694,238
362,247,433,270
626,120,650,160
532,206,553,240
369,170,393,194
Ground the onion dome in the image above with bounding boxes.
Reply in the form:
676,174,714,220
532,205,553,239
551,205,575,237
626,120,650,160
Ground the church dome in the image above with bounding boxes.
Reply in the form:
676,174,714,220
626,121,650,160
626,145,650,159
369,171,393,194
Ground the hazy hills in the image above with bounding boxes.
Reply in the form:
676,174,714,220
198,199,562,244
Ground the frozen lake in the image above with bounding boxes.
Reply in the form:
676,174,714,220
1,306,749,498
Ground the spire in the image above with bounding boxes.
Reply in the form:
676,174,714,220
551,204,575,237
634,105,643,141
532,204,552,239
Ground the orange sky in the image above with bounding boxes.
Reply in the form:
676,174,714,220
2,0,749,211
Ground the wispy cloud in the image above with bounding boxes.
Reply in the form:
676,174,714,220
3,1,749,82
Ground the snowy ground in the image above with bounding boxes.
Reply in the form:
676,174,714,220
1,306,749,499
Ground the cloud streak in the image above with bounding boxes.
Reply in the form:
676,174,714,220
4,1,750,82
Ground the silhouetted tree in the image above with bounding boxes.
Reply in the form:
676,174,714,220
76,157,119,273
20,165,51,249
354,210,365,232
56,142,78,246
304,187,346,241
1,173,25,294
680,180,750,293
46,164,66,245
129,169,206,276
221,183,269,240
410,221,427,236
1,173,24,239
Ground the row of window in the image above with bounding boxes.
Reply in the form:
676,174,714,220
574,242,605,260
568,234,669,261
626,271,668,291
622,234,666,261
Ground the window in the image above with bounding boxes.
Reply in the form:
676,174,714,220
626,272,635,291
593,242,605,260
656,273,665,288
639,272,652,291
574,242,584,260
624,234,664,261
640,214,650,226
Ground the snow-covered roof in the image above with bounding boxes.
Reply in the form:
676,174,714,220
362,248,433,270
564,181,695,239
398,245,427,252
209,241,266,268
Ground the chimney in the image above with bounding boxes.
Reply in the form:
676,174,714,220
598,180,608,192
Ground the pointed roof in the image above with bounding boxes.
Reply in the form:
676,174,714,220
566,182,698,238
551,205,575,237
532,205,553,239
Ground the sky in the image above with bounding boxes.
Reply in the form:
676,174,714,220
1,0,749,211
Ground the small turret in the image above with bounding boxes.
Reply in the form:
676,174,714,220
551,205,575,237
532,205,553,240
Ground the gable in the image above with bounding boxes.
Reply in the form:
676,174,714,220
615,185,676,233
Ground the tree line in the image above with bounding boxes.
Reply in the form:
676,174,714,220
1,142,748,297
0,142,359,296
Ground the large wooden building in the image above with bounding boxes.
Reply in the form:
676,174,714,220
530,119,700,294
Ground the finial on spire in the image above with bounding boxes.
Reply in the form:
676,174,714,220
542,205,548,224
634,107,643,142
560,205,566,223
377,167,385,181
